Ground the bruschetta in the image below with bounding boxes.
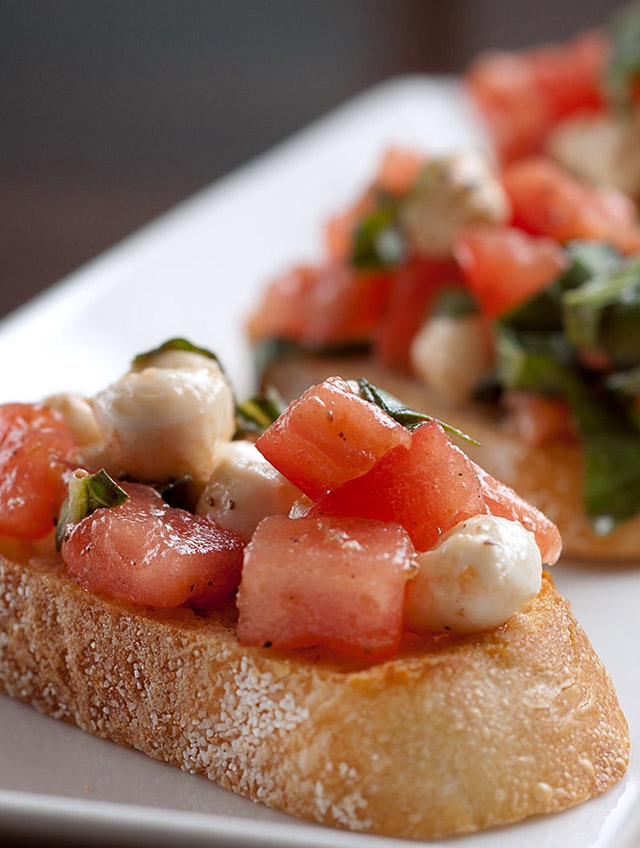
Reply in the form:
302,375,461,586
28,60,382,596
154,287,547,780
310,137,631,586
0,340,630,838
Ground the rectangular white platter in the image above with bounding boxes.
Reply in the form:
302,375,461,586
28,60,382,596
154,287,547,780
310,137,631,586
0,75,638,848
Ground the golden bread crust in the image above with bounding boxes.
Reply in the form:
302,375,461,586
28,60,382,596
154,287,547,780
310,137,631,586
0,544,629,839
263,354,640,560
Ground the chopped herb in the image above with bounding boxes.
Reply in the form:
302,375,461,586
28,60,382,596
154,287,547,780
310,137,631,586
351,192,407,270
604,0,640,110
354,377,480,445
500,241,622,334
56,468,129,550
432,286,478,319
235,387,287,436
606,365,640,396
132,337,222,370
562,256,640,368
495,327,640,530
154,476,193,509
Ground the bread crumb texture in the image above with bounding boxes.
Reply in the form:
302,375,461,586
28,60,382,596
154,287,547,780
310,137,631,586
0,552,629,839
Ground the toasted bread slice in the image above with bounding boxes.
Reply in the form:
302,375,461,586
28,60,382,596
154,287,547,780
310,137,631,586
263,353,640,560
0,542,629,839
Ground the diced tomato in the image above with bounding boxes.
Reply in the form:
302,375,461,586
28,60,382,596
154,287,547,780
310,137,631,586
374,256,462,370
502,157,640,255
306,420,485,553
246,262,393,346
503,391,575,447
454,224,568,318
256,376,410,500
375,146,425,196
237,514,415,658
61,482,244,607
467,30,609,163
473,463,562,564
0,403,78,540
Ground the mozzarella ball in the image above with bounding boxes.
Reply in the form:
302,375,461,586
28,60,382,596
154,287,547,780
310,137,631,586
548,110,640,200
44,392,102,446
92,364,235,484
404,515,542,634
410,314,494,406
400,149,510,257
197,440,302,543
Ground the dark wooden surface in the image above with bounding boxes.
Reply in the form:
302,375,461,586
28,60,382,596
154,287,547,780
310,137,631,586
0,0,617,320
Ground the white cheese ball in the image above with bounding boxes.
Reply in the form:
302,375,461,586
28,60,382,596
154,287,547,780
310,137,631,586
410,314,494,406
44,392,102,446
404,515,542,635
547,110,640,200
196,440,302,543
92,363,235,484
400,149,510,257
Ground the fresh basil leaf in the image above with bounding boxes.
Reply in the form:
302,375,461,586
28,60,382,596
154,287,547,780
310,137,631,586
500,241,622,334
606,365,640,396
604,0,640,110
154,476,193,509
354,377,480,445
557,241,621,290
500,283,565,333
56,468,129,550
236,387,287,436
132,338,222,370
432,286,478,319
351,193,407,270
496,328,574,394
563,379,640,532
562,257,640,368
496,327,640,530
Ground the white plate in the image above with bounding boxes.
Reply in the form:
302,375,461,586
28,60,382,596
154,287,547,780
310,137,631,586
0,75,638,848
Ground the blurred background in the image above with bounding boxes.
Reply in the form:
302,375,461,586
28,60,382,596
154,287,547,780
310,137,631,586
0,0,618,320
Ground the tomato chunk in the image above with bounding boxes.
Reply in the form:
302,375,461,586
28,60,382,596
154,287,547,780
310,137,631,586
375,146,425,196
61,482,244,607
256,376,410,500
454,224,568,317
502,157,640,255
237,515,416,658
374,257,462,370
246,262,392,346
467,30,608,163
0,403,78,540
474,462,562,564
307,420,485,552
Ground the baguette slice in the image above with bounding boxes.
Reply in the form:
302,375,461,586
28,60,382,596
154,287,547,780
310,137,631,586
263,353,640,560
0,543,629,840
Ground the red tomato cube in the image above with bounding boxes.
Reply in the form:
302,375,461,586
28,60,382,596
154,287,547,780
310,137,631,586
246,262,392,346
467,30,608,164
307,420,485,552
61,482,244,607
454,224,568,318
237,514,416,658
502,157,640,255
374,257,462,370
256,376,410,500
473,462,562,565
0,403,78,540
